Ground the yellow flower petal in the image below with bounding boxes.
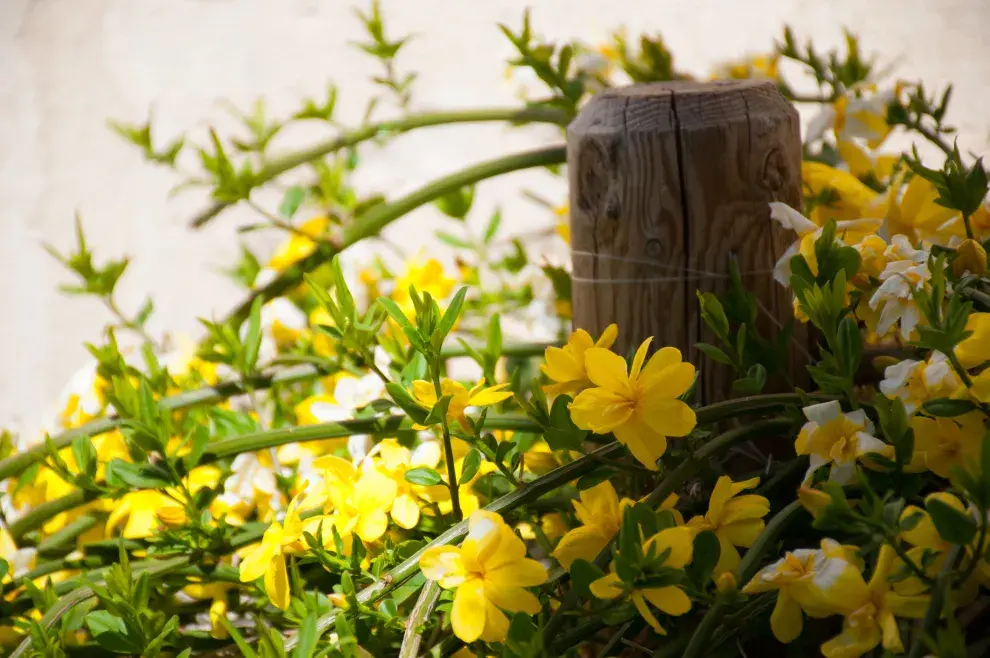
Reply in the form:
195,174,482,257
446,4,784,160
589,572,623,600
265,555,290,610
641,362,696,399
770,591,803,643
641,586,691,616
390,493,421,530
484,583,541,614
570,388,634,434
584,348,632,394
640,399,696,437
419,545,467,589
451,578,486,643
355,509,389,543
613,415,667,470
552,526,610,570
486,558,548,588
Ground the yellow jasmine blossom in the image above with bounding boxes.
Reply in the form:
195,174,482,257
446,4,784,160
797,486,833,520
589,526,695,634
374,439,442,529
878,351,962,414
541,512,568,542
419,511,548,643
391,258,455,315
569,339,697,470
796,401,889,485
318,456,398,543
106,490,182,539
686,476,769,575
836,140,898,184
802,162,885,225
953,238,988,277
267,216,329,272
410,378,513,430
713,53,779,81
0,528,37,586
238,495,310,610
541,324,619,396
743,538,864,643
554,204,571,243
183,581,234,639
955,312,990,369
908,411,984,477
820,545,928,658
884,173,958,244
552,481,634,569
896,492,974,597
851,234,890,283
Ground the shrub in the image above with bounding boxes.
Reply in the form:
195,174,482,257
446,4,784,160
2,4,988,658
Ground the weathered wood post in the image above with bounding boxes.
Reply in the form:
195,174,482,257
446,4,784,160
568,80,808,401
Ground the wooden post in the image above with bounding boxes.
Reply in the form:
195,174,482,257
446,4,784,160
567,80,808,402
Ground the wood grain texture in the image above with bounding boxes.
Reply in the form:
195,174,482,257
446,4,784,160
568,80,808,402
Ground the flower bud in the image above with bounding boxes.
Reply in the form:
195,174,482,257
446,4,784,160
797,486,831,520
715,571,737,594
156,505,187,528
953,238,988,277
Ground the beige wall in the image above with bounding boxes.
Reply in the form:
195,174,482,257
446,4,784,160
1,0,988,432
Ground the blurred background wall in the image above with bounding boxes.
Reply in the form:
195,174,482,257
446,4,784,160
1,0,988,433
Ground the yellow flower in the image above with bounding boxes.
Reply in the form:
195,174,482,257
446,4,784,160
589,526,695,634
318,456,398,543
106,490,182,539
953,238,988,277
713,53,779,81
309,306,337,356
267,216,329,272
878,351,962,415
833,91,893,149
802,162,885,226
554,204,570,243
0,527,37,586
686,476,769,575
541,324,618,396
955,312,990,369
851,234,890,283
836,140,898,184
742,538,863,643
908,411,984,477
795,401,889,485
819,545,928,657
797,486,833,520
569,339,697,470
419,511,548,643
183,581,233,639
374,439,442,529
884,173,958,244
552,481,634,569
410,379,513,430
391,258,455,315
238,495,310,610
541,513,568,542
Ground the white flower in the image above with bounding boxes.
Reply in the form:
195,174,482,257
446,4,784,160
869,260,930,339
796,401,888,485
878,351,961,414
333,374,385,410
224,452,278,504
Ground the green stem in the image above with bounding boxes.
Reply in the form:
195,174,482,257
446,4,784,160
398,579,441,658
907,545,960,658
190,107,569,228
946,350,974,388
544,418,796,644
221,144,567,326
678,500,802,658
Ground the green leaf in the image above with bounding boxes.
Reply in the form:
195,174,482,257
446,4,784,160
105,459,173,489
836,317,863,376
437,287,468,340
243,295,264,372
460,448,482,483
279,186,306,218
434,185,475,220
385,382,428,425
377,296,412,329
569,559,605,599
292,613,319,658
405,467,443,486
696,342,734,366
927,497,978,545
220,618,259,658
687,530,720,586
483,208,502,244
423,394,453,426
434,230,473,249
85,611,143,654
544,395,587,451
922,398,979,417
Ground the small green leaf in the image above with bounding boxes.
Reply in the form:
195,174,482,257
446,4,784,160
687,530,720,586
544,395,587,451
423,394,453,427
570,559,606,599
460,448,482,483
279,186,306,218
434,185,475,220
385,382,428,425
696,342,734,366
434,231,473,249
243,295,264,372
378,296,412,329
927,497,978,545
483,208,502,244
292,613,319,658
922,398,979,417
437,287,468,340
404,467,443,486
